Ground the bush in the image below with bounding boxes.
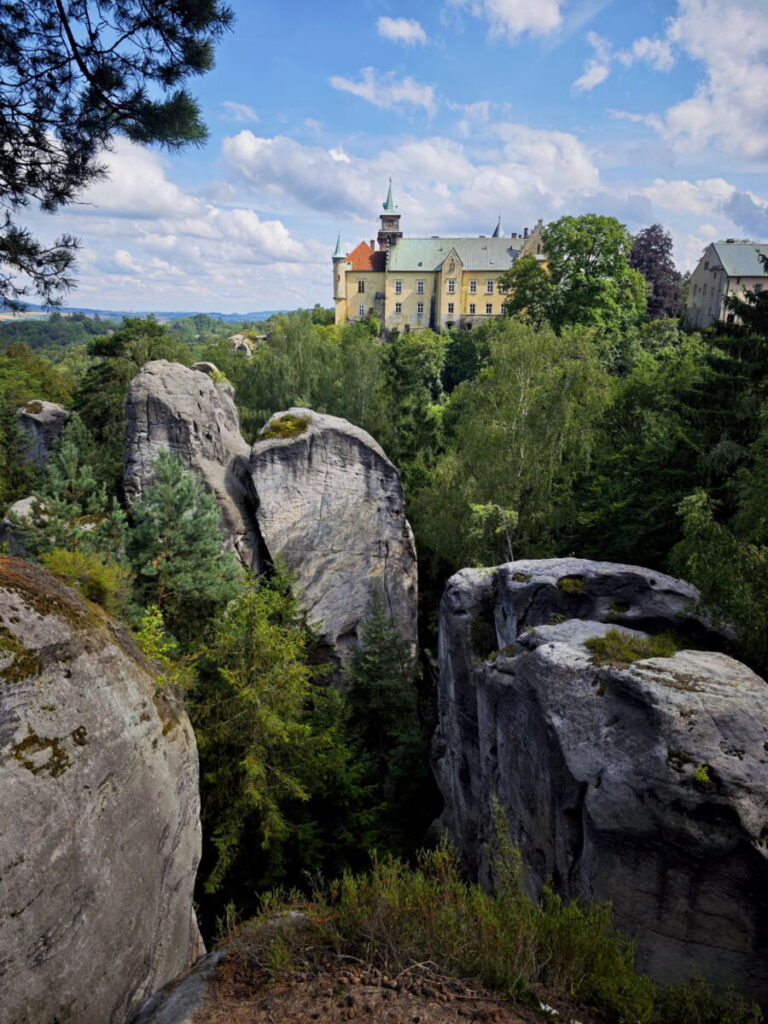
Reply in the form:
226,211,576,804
259,413,311,441
585,628,680,666
41,548,132,616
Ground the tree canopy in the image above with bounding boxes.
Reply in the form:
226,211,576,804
0,0,233,309
542,214,648,333
630,224,683,320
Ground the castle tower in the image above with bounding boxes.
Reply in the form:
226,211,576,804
377,179,402,252
332,233,347,325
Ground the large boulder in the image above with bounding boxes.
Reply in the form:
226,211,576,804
249,408,418,662
0,557,203,1023
124,360,258,566
434,558,768,1001
17,399,69,465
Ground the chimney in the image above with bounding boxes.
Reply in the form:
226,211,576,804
370,240,375,250
511,232,518,239
523,227,529,239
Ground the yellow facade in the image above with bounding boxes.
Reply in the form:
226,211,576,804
333,188,545,331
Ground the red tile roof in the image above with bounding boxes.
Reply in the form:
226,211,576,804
347,241,386,272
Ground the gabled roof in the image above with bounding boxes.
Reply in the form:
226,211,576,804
346,241,386,272
387,236,522,272
711,241,768,277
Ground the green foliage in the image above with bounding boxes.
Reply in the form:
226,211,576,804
543,214,648,333
671,489,768,675
1,0,233,307
412,318,613,568
127,450,240,643
74,317,192,490
584,628,680,666
652,978,761,1024
259,413,311,440
0,312,119,351
344,589,436,856
40,548,132,616
15,415,127,557
498,255,555,325
193,568,357,896
316,842,653,1021
134,605,195,690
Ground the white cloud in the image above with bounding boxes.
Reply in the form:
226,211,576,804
75,139,203,220
643,177,735,217
376,16,428,46
449,0,563,39
221,101,260,123
329,148,351,163
573,29,674,92
329,67,437,116
582,1,768,160
221,124,599,236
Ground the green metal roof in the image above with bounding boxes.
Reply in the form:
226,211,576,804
711,241,768,277
332,233,344,259
383,179,398,212
387,236,523,272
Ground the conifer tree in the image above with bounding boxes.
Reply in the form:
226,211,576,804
18,415,126,556
126,450,240,640
345,588,434,855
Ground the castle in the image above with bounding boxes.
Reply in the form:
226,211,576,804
333,182,546,331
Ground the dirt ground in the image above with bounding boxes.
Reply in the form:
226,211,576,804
193,953,606,1024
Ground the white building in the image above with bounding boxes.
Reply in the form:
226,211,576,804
685,240,768,329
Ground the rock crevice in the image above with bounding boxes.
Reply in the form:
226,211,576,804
434,558,768,1002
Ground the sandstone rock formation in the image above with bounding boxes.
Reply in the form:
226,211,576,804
124,363,419,665
249,408,418,660
0,557,203,1024
16,398,69,465
124,360,259,566
434,558,768,1001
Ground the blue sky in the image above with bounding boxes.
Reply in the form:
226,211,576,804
25,0,768,312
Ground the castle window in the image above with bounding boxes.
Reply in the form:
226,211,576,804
447,279,456,294
469,280,477,294
486,280,494,294
485,303,493,314
417,301,424,315
395,280,402,294
395,302,402,314
357,280,365,293
358,304,366,317
417,280,425,294
469,303,476,314
447,302,454,314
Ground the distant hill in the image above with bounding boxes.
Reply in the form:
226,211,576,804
12,304,284,323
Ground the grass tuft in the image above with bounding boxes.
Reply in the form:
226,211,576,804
585,628,680,667
259,413,311,441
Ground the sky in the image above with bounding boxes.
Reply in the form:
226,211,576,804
22,0,768,313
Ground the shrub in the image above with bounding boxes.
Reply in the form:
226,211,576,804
41,548,132,616
585,628,680,666
652,978,762,1024
259,413,311,441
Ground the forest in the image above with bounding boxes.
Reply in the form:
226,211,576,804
2,217,768,1023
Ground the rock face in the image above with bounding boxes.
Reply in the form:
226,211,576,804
249,408,418,660
124,360,259,567
0,557,203,1024
434,557,768,1001
17,399,69,465
124,365,419,665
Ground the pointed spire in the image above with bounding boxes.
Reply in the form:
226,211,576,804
492,216,504,238
332,233,344,259
383,178,398,212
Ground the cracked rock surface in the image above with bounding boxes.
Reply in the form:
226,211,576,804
434,558,768,1002
249,408,417,663
0,557,203,1024
124,360,259,567
124,368,418,667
